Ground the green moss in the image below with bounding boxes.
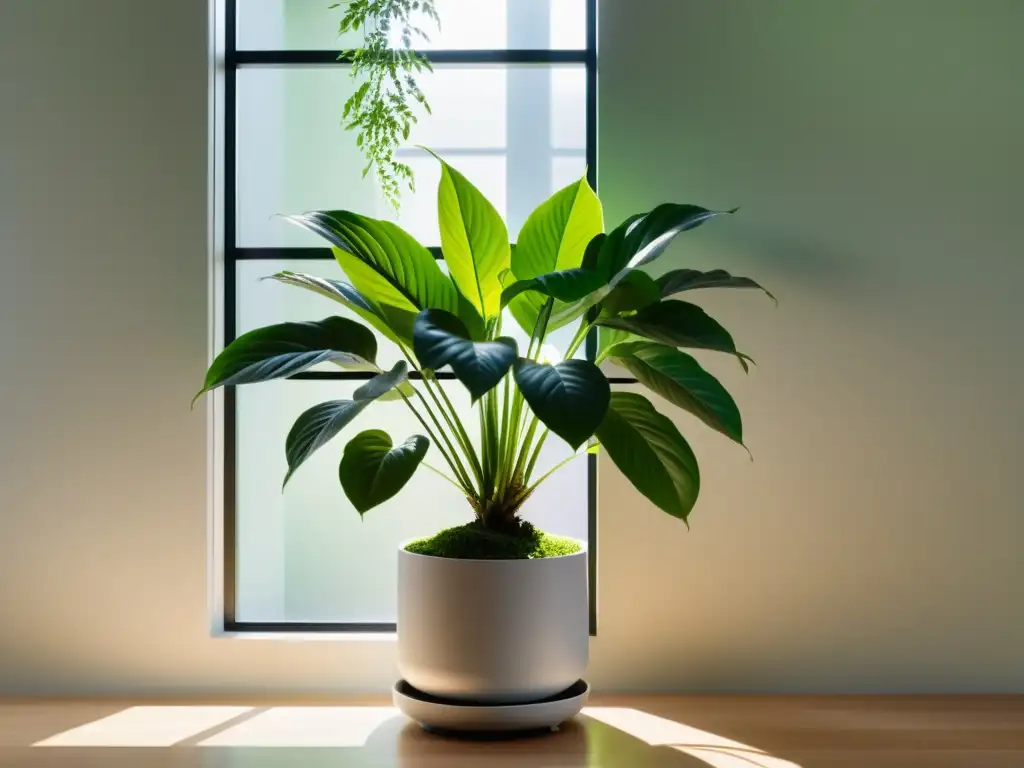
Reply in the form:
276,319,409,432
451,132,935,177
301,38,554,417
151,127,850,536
404,521,581,560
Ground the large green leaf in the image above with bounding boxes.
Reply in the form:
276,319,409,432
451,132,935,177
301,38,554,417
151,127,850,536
506,180,604,336
413,309,517,400
656,268,776,304
513,359,611,450
283,361,409,486
434,156,509,321
194,317,377,403
338,430,429,515
600,270,661,315
604,342,743,444
595,300,746,370
284,210,459,316
500,268,606,307
513,176,604,278
595,391,700,522
268,270,417,346
597,205,733,281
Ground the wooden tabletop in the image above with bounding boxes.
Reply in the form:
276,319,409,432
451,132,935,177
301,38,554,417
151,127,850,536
0,695,1020,767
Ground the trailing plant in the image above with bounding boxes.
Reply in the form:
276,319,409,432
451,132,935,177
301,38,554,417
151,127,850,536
195,154,773,555
333,0,439,208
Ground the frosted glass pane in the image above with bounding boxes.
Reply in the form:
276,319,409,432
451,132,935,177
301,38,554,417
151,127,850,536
551,154,587,191
550,0,587,50
235,258,585,365
235,379,588,623
237,0,586,50
236,64,584,246
551,67,586,149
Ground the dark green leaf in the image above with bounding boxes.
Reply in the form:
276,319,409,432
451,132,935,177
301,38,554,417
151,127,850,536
597,205,734,281
600,270,661,315
605,342,743,444
413,309,517,400
513,359,611,450
339,430,429,514
283,210,458,316
283,361,409,486
500,267,606,307
657,268,776,304
433,154,510,320
595,391,700,522
195,317,377,404
595,300,746,370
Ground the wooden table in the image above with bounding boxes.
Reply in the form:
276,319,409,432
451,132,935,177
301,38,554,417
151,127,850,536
0,695,1020,766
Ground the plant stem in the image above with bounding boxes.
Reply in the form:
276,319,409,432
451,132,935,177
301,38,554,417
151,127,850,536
524,428,550,483
432,376,483,484
420,372,483,490
421,461,466,493
397,390,473,494
519,447,588,500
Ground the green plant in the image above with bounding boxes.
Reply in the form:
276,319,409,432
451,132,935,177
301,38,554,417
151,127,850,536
333,0,439,208
195,154,773,552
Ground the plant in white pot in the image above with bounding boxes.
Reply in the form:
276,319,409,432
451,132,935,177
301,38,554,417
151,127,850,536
196,153,771,722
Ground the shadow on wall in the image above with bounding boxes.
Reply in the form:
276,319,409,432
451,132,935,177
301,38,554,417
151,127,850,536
26,704,800,767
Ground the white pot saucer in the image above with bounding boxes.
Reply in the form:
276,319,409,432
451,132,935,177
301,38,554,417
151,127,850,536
393,679,589,735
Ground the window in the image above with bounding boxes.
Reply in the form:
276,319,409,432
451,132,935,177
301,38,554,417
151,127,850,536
219,0,600,631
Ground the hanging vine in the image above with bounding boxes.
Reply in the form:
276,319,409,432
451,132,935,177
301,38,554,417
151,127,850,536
331,1,440,209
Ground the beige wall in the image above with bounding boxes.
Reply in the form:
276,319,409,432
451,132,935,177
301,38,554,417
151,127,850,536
0,0,1019,696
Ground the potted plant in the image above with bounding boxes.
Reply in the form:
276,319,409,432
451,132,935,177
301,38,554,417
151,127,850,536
195,153,771,710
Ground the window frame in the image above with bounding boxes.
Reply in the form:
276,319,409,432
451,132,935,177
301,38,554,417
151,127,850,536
220,0,621,634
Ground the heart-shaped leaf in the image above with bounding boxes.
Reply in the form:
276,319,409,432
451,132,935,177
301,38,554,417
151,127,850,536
268,271,418,346
513,359,611,449
600,270,661,315
595,300,747,370
500,267,606,308
597,205,733,281
195,317,377,404
413,309,518,400
434,155,510,321
282,361,409,486
284,210,459,316
595,391,700,522
339,430,430,514
657,268,776,304
604,342,743,444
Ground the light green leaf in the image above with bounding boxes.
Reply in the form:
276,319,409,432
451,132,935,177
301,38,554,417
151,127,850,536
506,178,605,336
338,430,430,514
283,210,458,316
605,342,743,444
513,359,611,450
194,317,377,404
513,176,604,278
595,391,700,522
433,155,510,320
283,361,409,486
413,309,518,401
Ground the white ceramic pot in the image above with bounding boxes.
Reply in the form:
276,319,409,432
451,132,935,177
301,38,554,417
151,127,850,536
397,541,589,704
